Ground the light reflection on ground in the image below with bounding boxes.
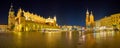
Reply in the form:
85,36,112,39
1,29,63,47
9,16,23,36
0,31,120,48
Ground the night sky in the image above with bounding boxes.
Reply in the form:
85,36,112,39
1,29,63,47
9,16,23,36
0,0,120,26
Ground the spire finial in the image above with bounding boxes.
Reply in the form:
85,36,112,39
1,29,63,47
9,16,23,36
11,3,13,8
90,11,93,16
86,9,89,14
9,3,14,11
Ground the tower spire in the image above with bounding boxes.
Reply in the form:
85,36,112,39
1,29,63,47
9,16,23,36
9,3,14,11
86,9,89,27
90,11,94,26
11,3,13,8
8,3,15,17
86,9,89,15
90,11,93,16
8,3,15,30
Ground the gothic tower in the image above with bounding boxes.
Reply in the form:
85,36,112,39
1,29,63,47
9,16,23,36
8,3,15,17
86,9,89,28
85,10,95,29
90,11,95,28
8,3,15,30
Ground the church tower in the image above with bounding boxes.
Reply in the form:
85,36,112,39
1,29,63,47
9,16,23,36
90,11,94,28
85,9,95,29
8,3,15,17
8,3,15,30
86,9,89,28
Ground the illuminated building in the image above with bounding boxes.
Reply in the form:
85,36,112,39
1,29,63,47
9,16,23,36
8,3,15,30
8,4,59,32
45,16,57,26
110,14,120,29
61,25,81,31
86,9,95,30
95,13,120,29
0,25,7,32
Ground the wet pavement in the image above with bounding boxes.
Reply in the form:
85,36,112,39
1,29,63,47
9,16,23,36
0,31,120,48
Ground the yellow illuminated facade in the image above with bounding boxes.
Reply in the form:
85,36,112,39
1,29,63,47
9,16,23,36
8,3,15,30
95,13,120,29
86,9,95,29
8,4,59,32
